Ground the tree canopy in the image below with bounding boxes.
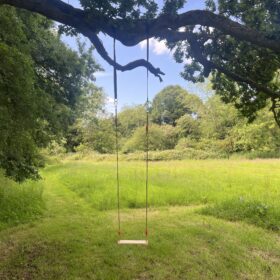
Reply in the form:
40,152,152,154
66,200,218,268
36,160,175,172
0,6,101,181
1,0,279,125
152,85,198,126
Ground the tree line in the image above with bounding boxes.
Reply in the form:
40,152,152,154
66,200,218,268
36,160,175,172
68,85,280,158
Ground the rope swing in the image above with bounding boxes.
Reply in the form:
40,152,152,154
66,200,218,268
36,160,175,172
114,36,150,246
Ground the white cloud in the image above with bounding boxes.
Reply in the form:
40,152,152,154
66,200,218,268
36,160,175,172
94,71,112,78
139,36,193,65
139,38,170,55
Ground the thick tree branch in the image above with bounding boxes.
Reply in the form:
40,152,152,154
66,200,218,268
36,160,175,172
0,0,164,79
77,29,165,81
171,31,280,100
1,0,280,51
113,11,280,53
0,0,279,84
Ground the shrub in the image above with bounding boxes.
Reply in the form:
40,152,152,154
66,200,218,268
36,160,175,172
123,124,177,153
64,147,226,162
176,114,201,139
46,139,67,156
133,148,220,160
176,137,232,156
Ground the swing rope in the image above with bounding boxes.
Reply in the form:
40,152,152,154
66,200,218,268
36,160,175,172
145,37,149,238
113,38,121,236
114,36,150,239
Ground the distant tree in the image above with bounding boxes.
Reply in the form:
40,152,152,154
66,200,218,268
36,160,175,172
161,125,179,149
118,105,147,137
200,95,239,140
184,94,204,118
82,118,115,154
67,84,106,151
123,124,177,152
152,85,196,126
70,84,116,154
231,107,280,153
176,115,201,140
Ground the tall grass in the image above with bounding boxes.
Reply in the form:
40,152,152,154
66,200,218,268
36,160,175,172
200,198,280,231
0,173,44,229
2,159,280,232
54,159,280,231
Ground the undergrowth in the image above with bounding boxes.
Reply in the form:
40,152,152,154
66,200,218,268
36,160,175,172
0,174,44,229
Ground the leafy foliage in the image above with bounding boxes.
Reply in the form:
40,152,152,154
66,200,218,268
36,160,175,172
151,85,195,126
230,108,280,153
171,0,280,124
0,43,42,181
72,85,116,154
80,0,158,19
118,105,147,137
0,7,101,181
123,124,177,153
176,115,201,139
73,84,279,158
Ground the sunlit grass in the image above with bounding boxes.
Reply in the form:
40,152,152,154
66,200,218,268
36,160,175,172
58,159,280,211
1,159,280,279
0,173,44,230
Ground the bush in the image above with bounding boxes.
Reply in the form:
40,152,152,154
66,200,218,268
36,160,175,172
200,198,280,231
45,139,67,156
176,137,232,156
66,148,223,162
123,124,177,153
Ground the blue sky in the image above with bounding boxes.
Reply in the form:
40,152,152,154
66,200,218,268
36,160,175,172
62,1,209,109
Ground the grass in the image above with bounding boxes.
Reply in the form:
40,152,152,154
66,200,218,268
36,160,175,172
0,159,280,279
0,173,44,230
200,199,280,231
60,159,280,211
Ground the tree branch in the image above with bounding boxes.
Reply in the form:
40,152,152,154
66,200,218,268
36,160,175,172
0,0,279,84
169,30,280,100
113,11,280,53
1,0,279,50
75,28,165,81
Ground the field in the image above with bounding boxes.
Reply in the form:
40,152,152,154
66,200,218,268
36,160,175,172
0,159,280,279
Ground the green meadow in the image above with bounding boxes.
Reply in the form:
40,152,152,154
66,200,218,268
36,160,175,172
1,159,280,279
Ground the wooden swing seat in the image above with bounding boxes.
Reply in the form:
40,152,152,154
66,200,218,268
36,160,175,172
118,240,148,245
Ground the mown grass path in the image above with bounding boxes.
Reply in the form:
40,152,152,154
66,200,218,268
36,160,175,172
0,160,280,279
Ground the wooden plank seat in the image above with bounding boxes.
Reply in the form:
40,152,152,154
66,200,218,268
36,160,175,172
118,240,148,245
